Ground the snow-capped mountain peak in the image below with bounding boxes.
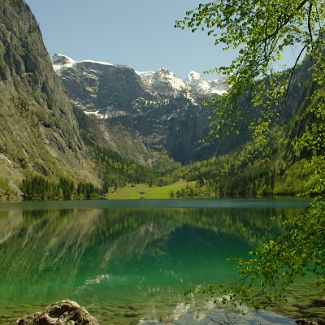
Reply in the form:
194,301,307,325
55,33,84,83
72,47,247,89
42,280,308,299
186,71,228,96
52,54,114,74
53,53,76,72
155,68,187,92
186,71,212,94
52,54,228,98
187,70,202,81
158,68,176,77
136,67,228,97
135,68,188,96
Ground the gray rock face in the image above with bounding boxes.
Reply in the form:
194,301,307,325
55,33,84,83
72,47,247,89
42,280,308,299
0,0,97,185
53,54,151,113
53,54,230,164
14,300,98,325
53,54,227,115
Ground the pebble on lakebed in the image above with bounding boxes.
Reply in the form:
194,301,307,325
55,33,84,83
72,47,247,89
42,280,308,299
13,300,98,325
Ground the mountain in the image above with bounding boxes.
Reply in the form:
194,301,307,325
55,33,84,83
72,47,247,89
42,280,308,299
136,67,227,98
53,54,229,164
186,70,227,97
53,54,150,115
53,54,227,113
159,56,323,197
0,0,98,199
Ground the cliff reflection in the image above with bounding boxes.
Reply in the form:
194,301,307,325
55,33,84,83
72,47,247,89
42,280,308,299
0,207,289,305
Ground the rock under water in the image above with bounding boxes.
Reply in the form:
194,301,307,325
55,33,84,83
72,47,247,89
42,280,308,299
13,300,98,325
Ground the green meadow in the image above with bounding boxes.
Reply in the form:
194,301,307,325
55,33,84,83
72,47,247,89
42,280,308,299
107,180,196,199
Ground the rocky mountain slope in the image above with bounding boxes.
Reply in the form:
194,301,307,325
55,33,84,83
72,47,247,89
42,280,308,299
53,54,229,164
0,0,98,198
0,0,314,200
54,52,314,168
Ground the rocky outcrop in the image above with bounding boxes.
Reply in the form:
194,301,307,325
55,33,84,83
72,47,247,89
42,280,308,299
14,300,98,325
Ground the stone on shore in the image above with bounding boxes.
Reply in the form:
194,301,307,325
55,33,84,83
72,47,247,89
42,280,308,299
296,320,319,325
13,300,98,325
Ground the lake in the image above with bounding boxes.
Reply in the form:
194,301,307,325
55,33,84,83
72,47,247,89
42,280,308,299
0,198,318,324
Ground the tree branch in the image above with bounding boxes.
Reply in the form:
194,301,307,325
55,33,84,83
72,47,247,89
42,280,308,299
284,44,308,101
308,3,314,47
286,227,325,249
264,0,309,42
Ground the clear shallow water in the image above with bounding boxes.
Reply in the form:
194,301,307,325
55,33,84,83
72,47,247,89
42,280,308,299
0,199,312,324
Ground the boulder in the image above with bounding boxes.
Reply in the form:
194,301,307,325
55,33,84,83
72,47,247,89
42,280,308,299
13,300,98,325
296,320,319,325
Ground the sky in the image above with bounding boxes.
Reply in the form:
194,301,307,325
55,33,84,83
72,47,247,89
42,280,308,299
25,0,298,79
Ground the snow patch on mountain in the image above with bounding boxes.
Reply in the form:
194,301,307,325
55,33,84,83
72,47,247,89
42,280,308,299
79,59,113,66
136,68,227,97
155,68,187,91
136,68,188,96
187,71,212,94
135,71,155,81
53,53,227,97
187,71,228,96
53,54,76,73
53,54,114,75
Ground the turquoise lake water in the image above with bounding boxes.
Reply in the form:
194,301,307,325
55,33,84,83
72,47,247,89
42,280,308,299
0,199,314,324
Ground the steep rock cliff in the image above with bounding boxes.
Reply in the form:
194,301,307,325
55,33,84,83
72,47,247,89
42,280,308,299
0,0,98,196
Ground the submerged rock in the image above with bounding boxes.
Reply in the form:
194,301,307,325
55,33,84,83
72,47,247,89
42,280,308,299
296,320,319,325
13,300,98,324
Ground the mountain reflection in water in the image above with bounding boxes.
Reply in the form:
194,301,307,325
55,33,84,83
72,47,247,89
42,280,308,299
0,200,307,324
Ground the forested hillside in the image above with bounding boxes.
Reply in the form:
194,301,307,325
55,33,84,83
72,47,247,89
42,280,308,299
158,57,324,197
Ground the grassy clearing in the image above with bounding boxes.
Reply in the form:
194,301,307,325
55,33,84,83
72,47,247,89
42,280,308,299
107,180,196,199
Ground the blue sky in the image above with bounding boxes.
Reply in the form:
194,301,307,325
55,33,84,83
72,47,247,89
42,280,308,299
26,0,298,79
24,0,237,78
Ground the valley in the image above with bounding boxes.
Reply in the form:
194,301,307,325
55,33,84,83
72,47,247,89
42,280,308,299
0,0,322,202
